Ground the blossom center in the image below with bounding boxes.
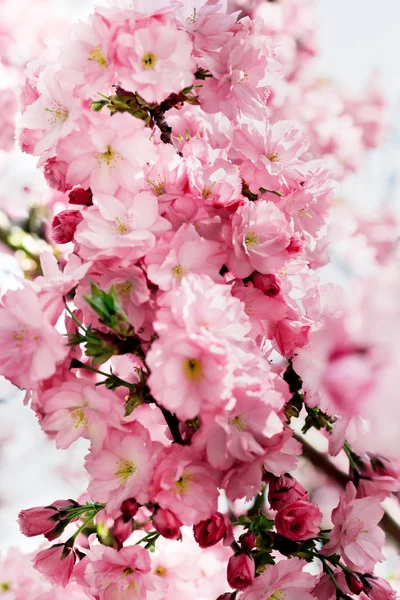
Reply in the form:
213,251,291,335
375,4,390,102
171,264,189,281
230,415,247,431
116,281,134,297
124,567,134,576
142,52,158,70
182,357,203,381
115,459,137,483
0,582,11,592
97,145,119,168
113,216,131,236
147,178,166,196
45,102,69,125
266,152,280,163
297,208,312,219
88,46,108,68
245,230,260,249
154,566,167,577
71,407,86,428
202,182,216,199
175,472,193,494
13,327,28,346
266,591,286,600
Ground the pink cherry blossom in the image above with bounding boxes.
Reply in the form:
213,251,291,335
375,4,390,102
74,544,167,600
33,545,76,588
152,446,219,524
111,16,196,104
75,191,171,262
86,424,158,513
241,557,316,600
229,199,292,277
0,285,68,390
274,500,322,541
321,482,385,572
57,112,157,195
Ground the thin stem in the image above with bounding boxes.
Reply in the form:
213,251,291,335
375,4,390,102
63,300,87,333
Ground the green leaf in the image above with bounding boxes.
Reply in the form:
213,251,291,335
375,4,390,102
90,99,109,112
83,282,133,337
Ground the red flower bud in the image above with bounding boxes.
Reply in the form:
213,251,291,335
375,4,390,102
51,210,83,244
68,187,93,207
120,498,140,518
227,553,255,591
240,530,255,553
113,515,133,544
274,500,322,541
252,273,281,296
153,508,182,540
268,474,309,511
193,512,227,548
18,506,60,538
345,572,365,594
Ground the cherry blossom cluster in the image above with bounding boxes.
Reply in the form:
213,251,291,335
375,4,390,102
0,0,399,599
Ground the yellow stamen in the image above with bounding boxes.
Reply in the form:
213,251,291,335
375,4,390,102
186,8,197,24
0,582,11,592
244,230,259,249
113,216,131,236
147,178,166,196
182,358,203,381
230,415,247,431
142,52,158,70
115,459,137,483
116,281,134,297
175,472,193,494
71,408,86,429
171,264,189,281
124,567,134,575
154,566,167,577
88,46,108,69
266,591,286,600
44,102,69,125
202,182,216,199
97,145,119,168
266,152,279,163
297,208,312,219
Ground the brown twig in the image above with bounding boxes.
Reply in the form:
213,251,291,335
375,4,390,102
295,433,400,550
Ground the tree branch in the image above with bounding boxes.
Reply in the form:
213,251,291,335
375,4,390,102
295,433,400,550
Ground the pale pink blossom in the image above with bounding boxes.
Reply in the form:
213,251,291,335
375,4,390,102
321,482,385,572
86,424,158,513
75,191,171,262
33,545,76,588
241,557,316,600
57,112,157,195
111,16,196,103
146,224,225,290
74,544,167,600
0,285,68,390
229,199,292,277
152,447,219,524
233,119,309,194
39,377,124,450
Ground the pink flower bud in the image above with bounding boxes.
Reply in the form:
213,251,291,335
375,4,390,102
193,512,227,548
153,508,182,540
33,544,76,587
252,273,281,297
240,530,255,553
268,474,309,511
113,515,133,544
120,498,140,518
18,506,59,538
364,575,398,599
227,553,255,591
345,572,365,594
274,500,322,541
68,187,93,207
51,210,83,244
43,157,70,192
